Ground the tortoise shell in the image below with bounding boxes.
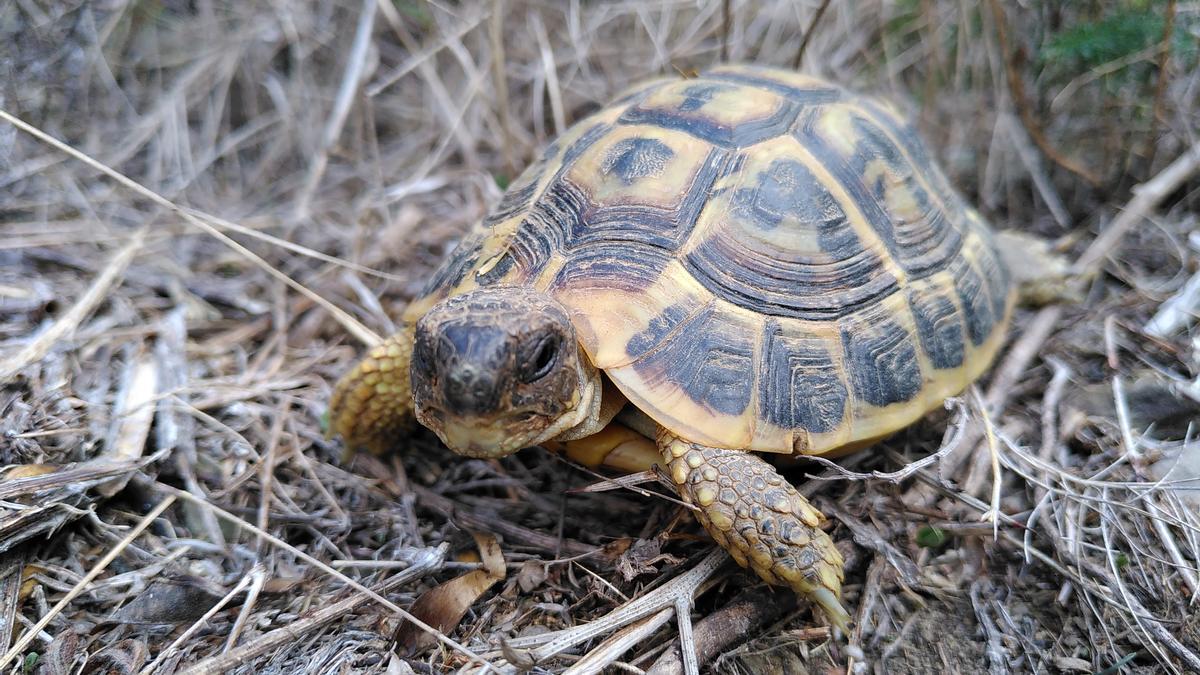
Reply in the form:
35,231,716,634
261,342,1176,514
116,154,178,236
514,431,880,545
405,64,1014,455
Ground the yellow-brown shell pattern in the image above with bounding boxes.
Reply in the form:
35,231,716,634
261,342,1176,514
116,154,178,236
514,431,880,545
409,64,1014,456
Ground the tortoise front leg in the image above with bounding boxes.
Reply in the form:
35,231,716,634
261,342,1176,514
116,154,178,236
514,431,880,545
330,327,415,454
657,429,851,631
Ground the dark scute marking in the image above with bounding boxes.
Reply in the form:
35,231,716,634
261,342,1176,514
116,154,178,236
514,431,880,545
794,110,964,280
418,232,486,298
906,288,964,369
486,177,541,226
856,99,966,218
678,83,729,111
685,158,899,320
702,70,843,106
567,147,731,250
951,260,996,346
626,303,693,358
474,250,515,286
508,180,584,273
633,305,754,416
737,159,858,256
851,116,962,274
541,141,561,161
840,314,921,406
562,123,611,165
601,137,675,185
553,240,672,294
759,319,847,433
619,94,801,149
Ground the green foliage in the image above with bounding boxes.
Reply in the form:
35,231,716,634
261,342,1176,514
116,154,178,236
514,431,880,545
916,525,949,548
494,173,511,191
1040,8,1164,71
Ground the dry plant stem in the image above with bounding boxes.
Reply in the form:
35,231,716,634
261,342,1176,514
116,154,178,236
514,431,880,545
531,14,566,138
137,563,264,675
984,0,1101,186
1072,141,1200,276
970,386,1004,534
189,208,406,281
294,0,376,220
500,549,727,672
222,563,267,653
792,0,833,69
1002,113,1071,229
808,397,968,483
0,550,28,656
968,580,1010,675
0,229,143,383
645,586,799,675
0,109,382,349
1144,264,1200,338
1101,502,1200,672
1148,0,1177,167
177,545,448,675
0,497,176,671
490,0,517,176
153,484,493,670
256,400,288,557
564,607,675,675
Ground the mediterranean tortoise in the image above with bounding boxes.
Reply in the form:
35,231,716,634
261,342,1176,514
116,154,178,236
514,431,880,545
330,64,1014,631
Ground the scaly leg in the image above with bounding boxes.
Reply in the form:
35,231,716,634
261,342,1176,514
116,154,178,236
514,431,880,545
329,327,415,454
657,429,851,631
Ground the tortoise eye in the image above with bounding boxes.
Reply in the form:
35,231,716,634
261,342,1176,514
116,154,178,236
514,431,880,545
520,334,560,383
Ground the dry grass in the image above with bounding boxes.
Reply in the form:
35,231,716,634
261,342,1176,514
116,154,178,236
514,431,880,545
2,1,1200,673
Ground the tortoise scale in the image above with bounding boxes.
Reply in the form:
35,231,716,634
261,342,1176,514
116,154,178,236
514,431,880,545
330,64,1014,631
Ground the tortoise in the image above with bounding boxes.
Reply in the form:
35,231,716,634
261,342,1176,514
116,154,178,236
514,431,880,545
330,64,1014,631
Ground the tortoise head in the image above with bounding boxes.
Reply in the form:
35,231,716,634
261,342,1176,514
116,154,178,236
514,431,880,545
410,287,600,458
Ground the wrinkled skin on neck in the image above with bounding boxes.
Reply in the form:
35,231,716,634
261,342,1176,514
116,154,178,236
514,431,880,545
410,287,601,458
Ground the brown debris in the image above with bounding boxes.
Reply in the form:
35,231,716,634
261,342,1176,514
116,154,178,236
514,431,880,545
2,1,1199,673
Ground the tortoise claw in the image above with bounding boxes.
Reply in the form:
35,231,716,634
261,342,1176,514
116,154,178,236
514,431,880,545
658,432,850,632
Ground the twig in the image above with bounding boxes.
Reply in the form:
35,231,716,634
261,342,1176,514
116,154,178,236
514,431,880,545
1073,141,1200,277
222,564,267,653
1148,0,1177,168
1144,265,1200,338
806,398,968,483
970,386,1004,536
985,0,1101,186
176,546,448,675
490,0,517,177
567,608,675,675
0,497,177,671
0,108,382,348
294,0,376,220
138,563,263,675
969,580,1010,675
0,229,144,383
792,0,832,70
500,549,727,672
645,586,799,675
154,484,493,671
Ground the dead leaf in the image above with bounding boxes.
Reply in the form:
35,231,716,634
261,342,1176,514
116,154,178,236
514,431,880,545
98,355,157,497
41,631,82,675
396,531,505,651
89,639,150,675
515,561,547,593
109,578,223,625
2,464,59,480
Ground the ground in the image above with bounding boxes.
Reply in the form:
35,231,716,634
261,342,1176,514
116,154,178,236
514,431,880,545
2,1,1199,673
